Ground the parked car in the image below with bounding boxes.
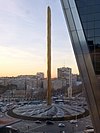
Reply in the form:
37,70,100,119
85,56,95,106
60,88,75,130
28,100,41,105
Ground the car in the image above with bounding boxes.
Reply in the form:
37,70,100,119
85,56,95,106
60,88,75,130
59,131,65,133
0,126,20,133
35,120,42,124
29,100,42,105
85,125,93,129
58,123,65,127
46,120,54,125
84,129,94,133
70,120,77,124
17,102,24,106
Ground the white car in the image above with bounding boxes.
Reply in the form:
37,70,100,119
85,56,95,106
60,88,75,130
70,120,77,124
84,129,94,133
58,123,65,127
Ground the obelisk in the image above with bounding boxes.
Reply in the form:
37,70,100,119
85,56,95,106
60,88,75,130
47,6,51,105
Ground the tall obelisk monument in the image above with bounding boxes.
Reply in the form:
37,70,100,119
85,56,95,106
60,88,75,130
47,6,51,105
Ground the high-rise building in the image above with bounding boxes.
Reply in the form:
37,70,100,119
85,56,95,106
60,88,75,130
61,0,100,132
36,72,44,79
57,67,72,86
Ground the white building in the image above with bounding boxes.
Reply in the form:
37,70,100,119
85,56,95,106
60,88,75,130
43,78,67,90
57,67,72,86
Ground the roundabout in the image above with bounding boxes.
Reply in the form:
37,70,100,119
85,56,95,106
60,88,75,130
8,98,89,121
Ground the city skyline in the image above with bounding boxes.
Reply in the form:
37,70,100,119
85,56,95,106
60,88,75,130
0,0,78,77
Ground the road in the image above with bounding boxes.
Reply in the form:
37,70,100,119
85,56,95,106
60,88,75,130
10,116,92,133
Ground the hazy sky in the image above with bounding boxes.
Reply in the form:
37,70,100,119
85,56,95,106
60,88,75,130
0,0,78,77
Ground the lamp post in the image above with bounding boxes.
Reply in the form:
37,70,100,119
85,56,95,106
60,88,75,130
24,78,27,100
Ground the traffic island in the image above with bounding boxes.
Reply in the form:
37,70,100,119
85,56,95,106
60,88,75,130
7,104,89,121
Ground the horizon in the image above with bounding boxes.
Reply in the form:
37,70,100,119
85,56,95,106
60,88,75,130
0,67,79,78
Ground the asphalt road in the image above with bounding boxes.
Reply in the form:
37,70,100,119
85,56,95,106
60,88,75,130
11,119,90,133
33,121,73,133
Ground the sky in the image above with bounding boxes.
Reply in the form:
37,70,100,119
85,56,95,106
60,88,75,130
0,0,79,77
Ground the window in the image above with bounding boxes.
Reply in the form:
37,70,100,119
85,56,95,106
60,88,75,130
95,29,100,36
95,21,100,28
88,30,94,37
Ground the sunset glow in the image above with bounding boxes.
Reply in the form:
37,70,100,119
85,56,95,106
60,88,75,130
0,0,79,77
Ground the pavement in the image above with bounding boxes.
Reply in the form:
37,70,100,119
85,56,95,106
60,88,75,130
0,111,20,127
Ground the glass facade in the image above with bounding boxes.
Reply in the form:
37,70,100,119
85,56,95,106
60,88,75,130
61,0,100,132
75,0,100,75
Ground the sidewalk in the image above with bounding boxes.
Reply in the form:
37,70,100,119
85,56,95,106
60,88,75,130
0,112,20,127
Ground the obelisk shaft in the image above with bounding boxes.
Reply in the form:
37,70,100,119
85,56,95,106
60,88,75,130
47,6,51,105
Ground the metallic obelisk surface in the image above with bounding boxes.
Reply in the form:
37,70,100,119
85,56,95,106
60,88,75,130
47,6,51,105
